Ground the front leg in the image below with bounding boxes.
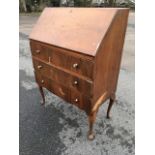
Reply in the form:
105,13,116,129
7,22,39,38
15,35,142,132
38,85,45,105
87,92,108,140
88,110,97,140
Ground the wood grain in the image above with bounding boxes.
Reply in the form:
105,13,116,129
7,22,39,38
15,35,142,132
29,8,118,56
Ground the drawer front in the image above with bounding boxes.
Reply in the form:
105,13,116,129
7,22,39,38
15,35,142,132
69,56,94,80
50,80,70,102
71,91,83,109
33,59,50,75
30,41,49,62
49,65,93,97
33,58,93,96
30,41,94,79
34,72,50,90
71,91,91,113
30,40,94,79
49,49,94,79
70,75,93,97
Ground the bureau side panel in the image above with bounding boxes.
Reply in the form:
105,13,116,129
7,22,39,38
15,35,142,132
93,9,129,102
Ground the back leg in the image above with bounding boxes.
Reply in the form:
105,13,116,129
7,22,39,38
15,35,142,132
38,85,45,105
107,94,115,119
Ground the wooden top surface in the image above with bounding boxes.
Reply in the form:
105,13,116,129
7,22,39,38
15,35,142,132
29,8,126,56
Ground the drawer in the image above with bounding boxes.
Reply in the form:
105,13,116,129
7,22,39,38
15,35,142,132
70,75,93,97
34,72,50,90
49,48,94,79
71,91,91,113
69,56,94,80
49,65,93,97
71,91,83,109
33,59,50,75
30,40,94,79
50,80,70,102
30,41,49,62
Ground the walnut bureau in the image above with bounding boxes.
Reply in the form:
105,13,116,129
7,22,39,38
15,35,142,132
29,8,129,140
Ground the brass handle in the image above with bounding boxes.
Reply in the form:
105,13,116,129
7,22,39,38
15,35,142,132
74,98,79,103
73,63,78,69
73,80,78,85
37,65,43,69
36,49,40,53
41,80,44,83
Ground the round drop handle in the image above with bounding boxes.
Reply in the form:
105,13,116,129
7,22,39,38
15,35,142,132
74,98,79,103
36,49,40,54
73,63,78,69
37,65,43,69
73,80,78,85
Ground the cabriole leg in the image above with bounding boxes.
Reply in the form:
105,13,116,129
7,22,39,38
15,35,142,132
87,92,108,140
38,85,45,105
87,110,97,140
107,94,115,119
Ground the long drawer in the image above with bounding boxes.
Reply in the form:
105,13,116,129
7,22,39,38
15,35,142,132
34,71,92,113
33,58,93,97
30,40,94,80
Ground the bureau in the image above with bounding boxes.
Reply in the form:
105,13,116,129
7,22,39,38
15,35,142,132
29,8,129,140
